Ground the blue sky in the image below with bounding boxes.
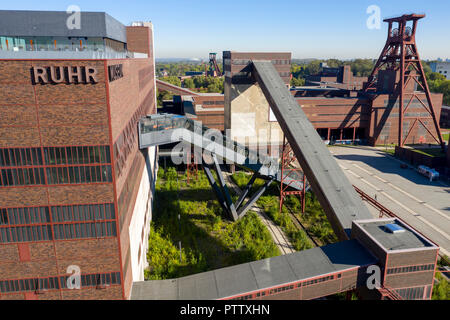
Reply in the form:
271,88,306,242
4,0,450,60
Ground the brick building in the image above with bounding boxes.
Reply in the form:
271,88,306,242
223,51,291,151
306,65,368,91
440,105,450,129
224,51,443,149
158,93,225,132
0,11,157,300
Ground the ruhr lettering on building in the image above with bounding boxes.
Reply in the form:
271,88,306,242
31,66,99,84
108,64,124,82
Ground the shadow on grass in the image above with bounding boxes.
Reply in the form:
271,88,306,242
147,173,279,280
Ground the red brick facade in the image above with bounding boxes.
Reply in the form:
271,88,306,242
0,27,156,300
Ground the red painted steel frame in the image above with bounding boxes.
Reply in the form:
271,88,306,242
186,146,198,184
279,135,306,214
364,14,444,150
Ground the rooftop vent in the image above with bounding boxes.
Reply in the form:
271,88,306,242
384,223,405,234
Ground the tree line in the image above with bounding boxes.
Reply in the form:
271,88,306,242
156,60,449,107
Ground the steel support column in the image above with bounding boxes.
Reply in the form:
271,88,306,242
186,145,199,184
279,135,306,214
235,172,259,210
237,178,274,218
211,154,239,221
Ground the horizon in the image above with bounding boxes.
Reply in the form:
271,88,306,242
2,0,450,60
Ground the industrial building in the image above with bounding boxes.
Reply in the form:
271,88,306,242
133,218,438,300
134,57,440,300
305,64,368,90
430,61,450,80
0,10,157,300
224,50,443,149
0,9,446,301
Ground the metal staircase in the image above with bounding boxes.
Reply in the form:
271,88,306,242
139,113,309,221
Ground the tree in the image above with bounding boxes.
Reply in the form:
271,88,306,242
161,76,181,87
291,77,305,87
349,59,375,77
184,78,195,89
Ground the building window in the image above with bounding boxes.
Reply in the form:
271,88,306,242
0,146,111,188
52,221,117,240
0,148,43,167
0,203,116,243
0,277,60,293
0,168,46,186
46,165,112,185
0,225,53,243
386,264,435,275
0,207,50,226
60,272,121,289
44,146,110,165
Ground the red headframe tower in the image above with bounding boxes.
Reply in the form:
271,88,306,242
364,14,444,149
207,53,222,77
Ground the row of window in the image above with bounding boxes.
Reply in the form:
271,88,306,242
0,146,110,168
231,294,255,300
51,203,115,223
0,207,50,226
0,277,59,293
231,59,291,66
46,165,112,185
0,272,121,294
386,264,435,275
301,274,337,287
269,284,295,295
1,168,46,186
60,272,121,289
0,148,43,167
53,221,117,240
44,146,111,166
0,225,53,243
0,221,116,243
202,100,224,106
0,165,112,187
229,274,342,300
0,204,115,226
0,36,124,53
394,286,429,300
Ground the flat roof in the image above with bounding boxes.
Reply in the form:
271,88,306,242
0,10,127,43
131,239,378,300
356,219,436,251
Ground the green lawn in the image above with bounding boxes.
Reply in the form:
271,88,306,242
145,167,280,280
442,132,449,142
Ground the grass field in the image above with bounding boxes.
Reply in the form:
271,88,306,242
145,167,280,280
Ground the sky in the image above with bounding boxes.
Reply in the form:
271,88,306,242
3,0,450,60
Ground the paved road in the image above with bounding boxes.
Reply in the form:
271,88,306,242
329,146,450,257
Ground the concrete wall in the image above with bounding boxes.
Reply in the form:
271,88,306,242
224,52,291,152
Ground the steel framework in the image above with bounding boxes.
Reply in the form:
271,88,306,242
364,14,444,149
207,53,221,77
202,153,274,221
186,146,199,184
279,135,306,214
